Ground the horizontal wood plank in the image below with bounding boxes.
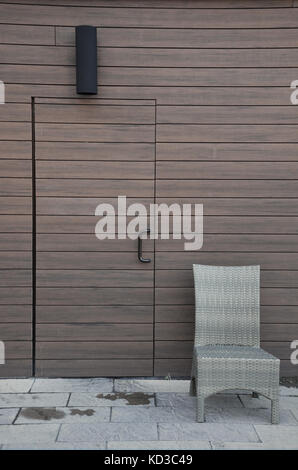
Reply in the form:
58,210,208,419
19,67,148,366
0,288,32,305
1,5,297,28
155,322,298,342
0,197,31,214
0,141,32,160
0,234,31,251
36,323,153,341
36,198,152,215
156,235,298,252
0,45,287,69
0,305,31,323
0,252,31,269
0,104,31,122
5,0,291,6
155,287,298,306
36,341,152,359
36,141,155,161
155,340,296,361
0,360,32,378
36,104,155,124
36,161,154,179
0,179,31,197
37,179,154,197
37,305,153,323
36,234,154,252
157,106,298,125
156,180,298,197
36,270,153,287
4,341,32,359
156,253,298,270
155,199,298,216
157,161,298,179
0,323,31,340
0,270,31,287
36,123,154,142
35,215,298,234
35,359,152,377
37,197,298,217
4,65,298,87
157,125,298,143
6,84,292,105
0,24,54,45
156,269,298,288
0,123,31,140
57,27,298,48
155,305,298,324
0,160,31,178
156,143,298,162
0,215,31,232
36,287,153,305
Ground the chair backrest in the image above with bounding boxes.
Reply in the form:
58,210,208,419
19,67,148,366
193,264,260,347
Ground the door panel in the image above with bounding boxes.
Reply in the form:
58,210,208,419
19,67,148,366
35,99,155,377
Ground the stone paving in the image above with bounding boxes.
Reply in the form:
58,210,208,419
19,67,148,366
0,378,297,450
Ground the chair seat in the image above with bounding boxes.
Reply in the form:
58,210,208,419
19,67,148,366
194,345,278,361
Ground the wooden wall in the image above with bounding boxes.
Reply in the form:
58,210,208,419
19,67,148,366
0,0,298,377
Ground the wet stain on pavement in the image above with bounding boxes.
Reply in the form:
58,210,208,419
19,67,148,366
70,408,95,416
20,407,65,421
96,392,154,405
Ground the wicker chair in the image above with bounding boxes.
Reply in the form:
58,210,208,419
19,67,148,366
190,264,280,424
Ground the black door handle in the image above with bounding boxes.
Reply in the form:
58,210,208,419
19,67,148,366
138,229,151,263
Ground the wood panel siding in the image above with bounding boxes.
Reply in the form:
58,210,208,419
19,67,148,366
1,5,298,28
0,57,32,376
56,27,298,48
0,0,297,378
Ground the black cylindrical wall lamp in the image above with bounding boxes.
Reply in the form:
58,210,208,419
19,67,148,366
75,25,97,95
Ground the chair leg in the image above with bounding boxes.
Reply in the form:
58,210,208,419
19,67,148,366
252,392,259,398
271,399,280,424
196,395,205,423
189,377,196,396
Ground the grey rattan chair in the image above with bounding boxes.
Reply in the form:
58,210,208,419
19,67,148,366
190,264,280,424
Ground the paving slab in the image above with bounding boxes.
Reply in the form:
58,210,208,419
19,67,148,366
0,424,60,444
159,422,259,442
211,441,297,450
240,394,298,412
15,406,110,424
107,440,211,450
0,408,19,424
205,407,297,425
239,394,271,409
254,424,298,448
0,393,69,408
2,442,106,450
156,393,242,409
0,379,34,394
31,378,113,393
69,392,155,407
111,406,196,423
280,386,298,397
280,396,298,413
58,422,158,442
114,379,189,393
289,408,298,422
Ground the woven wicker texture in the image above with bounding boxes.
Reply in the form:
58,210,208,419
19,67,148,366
190,264,280,424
